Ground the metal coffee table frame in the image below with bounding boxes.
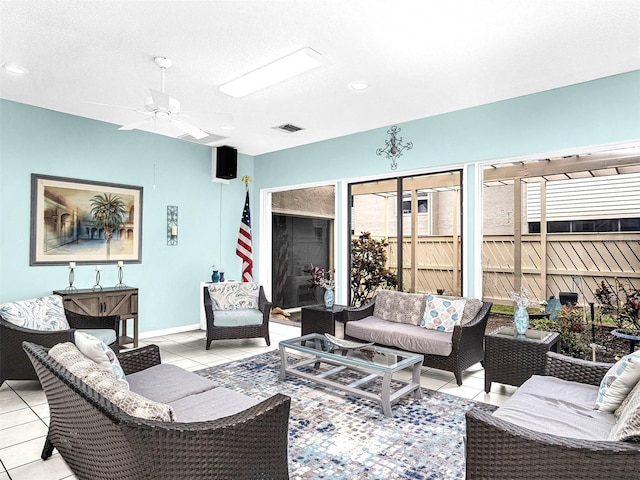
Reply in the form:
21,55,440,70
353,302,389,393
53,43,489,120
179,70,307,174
279,333,424,416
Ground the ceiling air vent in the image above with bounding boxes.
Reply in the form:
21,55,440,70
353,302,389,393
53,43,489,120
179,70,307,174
273,123,305,134
178,131,228,146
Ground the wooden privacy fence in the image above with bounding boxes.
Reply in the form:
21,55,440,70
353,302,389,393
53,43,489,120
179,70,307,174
387,234,640,305
387,236,461,295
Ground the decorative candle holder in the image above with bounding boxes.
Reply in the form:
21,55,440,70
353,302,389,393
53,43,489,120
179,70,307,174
115,261,126,289
93,265,103,291
65,262,78,292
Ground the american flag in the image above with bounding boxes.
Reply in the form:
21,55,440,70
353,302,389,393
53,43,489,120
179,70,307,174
236,191,253,282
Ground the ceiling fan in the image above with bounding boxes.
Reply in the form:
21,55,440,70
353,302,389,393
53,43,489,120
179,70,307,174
87,56,209,140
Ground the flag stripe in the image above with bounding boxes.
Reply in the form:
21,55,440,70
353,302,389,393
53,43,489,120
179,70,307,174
236,191,253,282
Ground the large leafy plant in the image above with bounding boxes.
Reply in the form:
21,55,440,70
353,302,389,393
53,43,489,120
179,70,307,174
350,232,398,307
594,279,640,331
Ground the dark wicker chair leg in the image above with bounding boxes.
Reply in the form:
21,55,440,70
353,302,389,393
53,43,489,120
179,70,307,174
41,437,54,460
454,370,463,386
206,339,212,350
265,334,271,346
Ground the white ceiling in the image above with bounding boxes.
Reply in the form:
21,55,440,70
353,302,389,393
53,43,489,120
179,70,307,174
1,0,639,156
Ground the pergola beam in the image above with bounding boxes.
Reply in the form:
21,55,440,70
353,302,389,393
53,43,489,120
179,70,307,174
484,152,640,182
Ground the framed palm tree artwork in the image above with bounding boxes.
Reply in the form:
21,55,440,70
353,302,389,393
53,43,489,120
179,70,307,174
30,174,143,265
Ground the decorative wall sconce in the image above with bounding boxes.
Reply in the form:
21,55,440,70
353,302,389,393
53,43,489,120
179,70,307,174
167,205,178,246
376,125,413,170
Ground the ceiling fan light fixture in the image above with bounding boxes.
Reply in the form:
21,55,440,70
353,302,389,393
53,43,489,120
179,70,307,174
144,94,180,114
220,47,326,98
349,81,369,91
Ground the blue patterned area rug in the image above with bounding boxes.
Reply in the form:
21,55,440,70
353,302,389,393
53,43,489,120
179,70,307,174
196,350,496,480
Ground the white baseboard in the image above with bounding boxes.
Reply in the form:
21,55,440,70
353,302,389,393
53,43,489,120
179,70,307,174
138,323,203,339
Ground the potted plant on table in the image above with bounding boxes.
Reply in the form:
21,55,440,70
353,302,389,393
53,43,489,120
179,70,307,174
304,264,335,309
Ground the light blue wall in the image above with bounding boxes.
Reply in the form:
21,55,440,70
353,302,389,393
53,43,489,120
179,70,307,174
0,100,254,334
255,71,640,186
254,71,640,297
2,71,638,328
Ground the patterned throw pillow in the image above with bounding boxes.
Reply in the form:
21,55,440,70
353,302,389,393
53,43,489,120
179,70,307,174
372,290,426,325
49,342,175,422
49,342,105,376
595,351,640,412
610,380,640,441
74,331,128,388
421,294,467,332
0,295,70,331
208,282,259,311
107,389,177,422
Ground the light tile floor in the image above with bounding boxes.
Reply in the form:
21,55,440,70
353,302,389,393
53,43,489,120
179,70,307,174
0,322,515,479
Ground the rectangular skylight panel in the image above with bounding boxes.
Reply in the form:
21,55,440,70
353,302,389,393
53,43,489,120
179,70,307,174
220,48,325,97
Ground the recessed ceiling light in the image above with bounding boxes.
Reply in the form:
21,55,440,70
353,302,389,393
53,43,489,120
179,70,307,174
220,48,327,98
349,81,369,91
1,63,29,75
220,125,234,131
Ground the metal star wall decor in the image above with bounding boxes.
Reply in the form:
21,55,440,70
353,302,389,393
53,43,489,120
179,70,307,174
376,126,413,170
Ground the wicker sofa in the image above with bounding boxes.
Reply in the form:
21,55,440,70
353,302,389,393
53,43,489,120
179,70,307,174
23,341,291,480
345,290,492,385
465,351,640,479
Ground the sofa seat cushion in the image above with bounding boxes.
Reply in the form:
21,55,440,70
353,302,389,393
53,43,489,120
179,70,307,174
493,375,615,441
208,282,259,310
372,290,426,326
0,295,70,331
127,363,219,404
346,316,453,356
213,309,263,327
169,387,260,422
76,328,117,346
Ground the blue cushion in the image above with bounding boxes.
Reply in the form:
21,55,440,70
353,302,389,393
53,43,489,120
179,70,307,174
77,328,117,346
213,309,263,327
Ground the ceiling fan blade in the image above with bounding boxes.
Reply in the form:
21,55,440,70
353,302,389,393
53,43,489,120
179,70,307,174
149,88,172,110
82,100,144,113
118,117,153,131
169,117,208,139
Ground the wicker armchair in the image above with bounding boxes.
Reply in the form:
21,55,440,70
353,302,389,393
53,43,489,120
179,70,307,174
203,285,271,349
23,341,291,480
346,300,492,385
1,308,119,385
465,352,640,479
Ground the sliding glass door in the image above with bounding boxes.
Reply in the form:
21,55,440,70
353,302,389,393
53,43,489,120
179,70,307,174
271,186,335,309
349,170,462,304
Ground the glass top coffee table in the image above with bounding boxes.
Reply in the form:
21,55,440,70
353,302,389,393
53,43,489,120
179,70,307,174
279,333,424,417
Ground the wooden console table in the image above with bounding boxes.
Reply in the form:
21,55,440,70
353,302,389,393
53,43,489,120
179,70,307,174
53,287,139,347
